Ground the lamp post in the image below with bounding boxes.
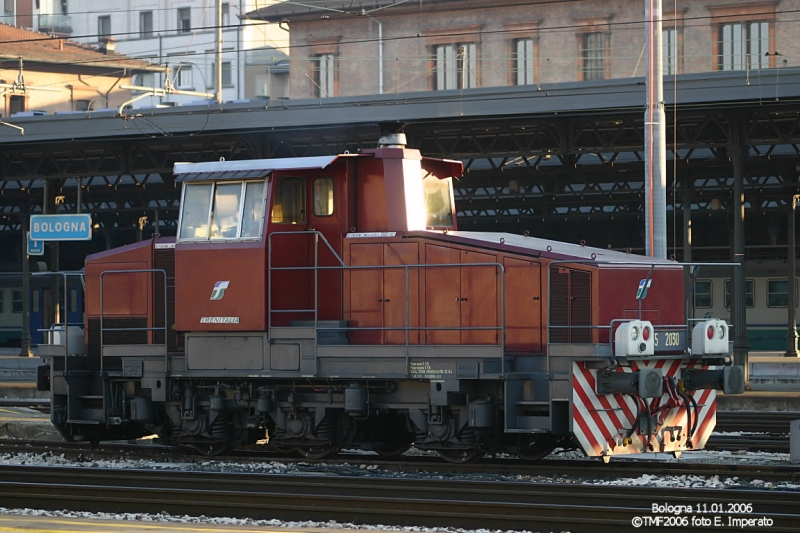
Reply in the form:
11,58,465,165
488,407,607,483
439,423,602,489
787,194,800,357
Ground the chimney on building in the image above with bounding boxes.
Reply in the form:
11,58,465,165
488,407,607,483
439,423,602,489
99,37,116,54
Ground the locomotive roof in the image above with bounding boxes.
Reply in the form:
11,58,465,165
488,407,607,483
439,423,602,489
420,230,681,266
173,155,359,181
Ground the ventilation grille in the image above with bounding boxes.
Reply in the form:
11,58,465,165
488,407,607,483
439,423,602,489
153,247,181,351
548,268,592,344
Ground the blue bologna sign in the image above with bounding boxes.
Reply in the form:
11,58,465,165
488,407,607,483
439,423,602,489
30,214,92,241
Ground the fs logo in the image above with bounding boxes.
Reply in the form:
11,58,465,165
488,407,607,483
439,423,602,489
210,281,230,300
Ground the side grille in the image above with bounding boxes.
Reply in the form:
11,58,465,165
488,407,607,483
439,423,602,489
87,317,148,370
570,270,592,343
549,270,569,343
154,247,182,351
548,268,592,344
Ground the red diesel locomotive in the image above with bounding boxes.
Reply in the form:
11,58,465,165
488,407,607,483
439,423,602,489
39,134,744,462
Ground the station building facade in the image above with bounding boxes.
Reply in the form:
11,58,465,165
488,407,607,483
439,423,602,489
248,0,796,98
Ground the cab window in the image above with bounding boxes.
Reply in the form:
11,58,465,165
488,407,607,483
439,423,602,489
178,180,265,241
210,183,242,239
271,177,306,224
179,183,212,239
313,177,334,216
423,175,454,228
241,181,265,237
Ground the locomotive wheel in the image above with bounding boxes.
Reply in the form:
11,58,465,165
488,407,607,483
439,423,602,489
374,444,412,458
186,442,236,456
297,444,341,460
437,448,484,464
263,442,298,456
517,436,556,462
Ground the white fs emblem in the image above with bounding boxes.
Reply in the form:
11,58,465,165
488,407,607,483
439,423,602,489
210,281,230,300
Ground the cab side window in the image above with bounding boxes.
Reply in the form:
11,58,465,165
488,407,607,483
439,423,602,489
313,177,334,216
271,177,306,224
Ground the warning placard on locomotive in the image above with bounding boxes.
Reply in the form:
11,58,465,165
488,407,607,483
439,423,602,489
410,361,453,379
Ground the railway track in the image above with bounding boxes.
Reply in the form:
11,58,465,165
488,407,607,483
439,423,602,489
716,411,799,434
0,438,799,484
0,464,797,532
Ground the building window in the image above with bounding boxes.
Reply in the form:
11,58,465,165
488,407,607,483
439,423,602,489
255,74,270,97
12,290,22,313
435,43,477,90
663,27,678,75
140,11,153,38
75,99,90,111
133,72,155,88
719,21,769,71
221,3,229,27
724,279,755,308
98,15,111,39
210,61,233,88
178,7,191,33
693,280,712,308
582,32,605,80
175,64,193,89
9,95,24,115
515,38,535,85
315,54,335,98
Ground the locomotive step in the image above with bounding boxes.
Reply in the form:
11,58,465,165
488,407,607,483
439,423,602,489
290,320,349,345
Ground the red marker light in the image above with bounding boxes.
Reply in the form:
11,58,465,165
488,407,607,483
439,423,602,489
707,325,714,340
642,326,650,341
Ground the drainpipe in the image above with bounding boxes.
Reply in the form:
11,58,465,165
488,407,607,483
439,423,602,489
361,10,383,94
237,0,242,100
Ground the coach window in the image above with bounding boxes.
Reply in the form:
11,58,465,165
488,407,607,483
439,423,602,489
724,279,754,308
271,177,306,224
179,183,213,239
693,280,712,308
767,279,798,308
11,290,22,313
313,177,334,216
69,288,79,314
31,290,39,314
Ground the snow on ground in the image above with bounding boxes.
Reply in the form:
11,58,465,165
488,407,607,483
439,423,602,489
0,507,563,533
0,447,797,532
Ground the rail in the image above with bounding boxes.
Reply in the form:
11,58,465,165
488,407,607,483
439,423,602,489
268,230,505,351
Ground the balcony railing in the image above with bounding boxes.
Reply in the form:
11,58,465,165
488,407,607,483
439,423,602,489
38,13,72,34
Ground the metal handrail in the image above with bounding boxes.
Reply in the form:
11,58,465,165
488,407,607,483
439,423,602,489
99,269,169,375
545,259,739,370
268,231,506,350
30,271,85,375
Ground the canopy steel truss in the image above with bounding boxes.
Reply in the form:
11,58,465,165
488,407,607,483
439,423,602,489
0,72,798,262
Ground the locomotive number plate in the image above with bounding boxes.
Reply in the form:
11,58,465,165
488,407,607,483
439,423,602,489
653,330,686,352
